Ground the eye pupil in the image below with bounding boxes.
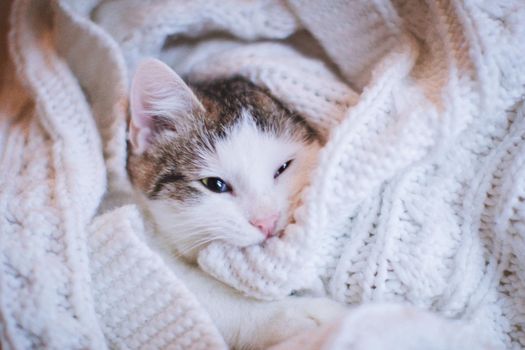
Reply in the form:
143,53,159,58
274,160,293,179
200,177,231,193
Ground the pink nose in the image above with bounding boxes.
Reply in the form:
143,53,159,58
250,214,279,237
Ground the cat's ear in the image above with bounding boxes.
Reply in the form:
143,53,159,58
129,58,204,154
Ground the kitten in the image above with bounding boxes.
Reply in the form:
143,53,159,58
127,58,345,349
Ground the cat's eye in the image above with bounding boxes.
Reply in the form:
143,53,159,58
274,160,293,179
200,177,231,193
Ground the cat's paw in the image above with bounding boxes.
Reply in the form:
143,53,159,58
261,297,347,348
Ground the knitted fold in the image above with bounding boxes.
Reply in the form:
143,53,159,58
1,0,525,349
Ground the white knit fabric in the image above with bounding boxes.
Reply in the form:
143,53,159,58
1,0,525,349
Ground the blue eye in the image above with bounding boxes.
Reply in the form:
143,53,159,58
200,177,231,193
274,160,293,179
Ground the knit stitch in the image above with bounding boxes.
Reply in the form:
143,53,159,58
1,0,524,349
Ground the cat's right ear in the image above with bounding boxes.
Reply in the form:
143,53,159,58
129,58,204,154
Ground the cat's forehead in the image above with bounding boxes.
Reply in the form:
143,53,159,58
203,112,302,177
191,77,318,144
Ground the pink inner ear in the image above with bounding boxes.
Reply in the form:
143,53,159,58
129,62,155,155
128,58,204,155
129,117,152,155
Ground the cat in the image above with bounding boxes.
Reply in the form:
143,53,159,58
127,58,345,349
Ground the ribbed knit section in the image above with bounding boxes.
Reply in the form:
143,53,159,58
88,206,226,350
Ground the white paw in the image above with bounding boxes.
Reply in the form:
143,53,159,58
261,297,347,348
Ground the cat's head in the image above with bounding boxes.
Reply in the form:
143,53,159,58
127,58,321,261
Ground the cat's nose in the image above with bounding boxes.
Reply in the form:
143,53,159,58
250,214,279,237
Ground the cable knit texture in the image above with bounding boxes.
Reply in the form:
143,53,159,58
1,0,524,349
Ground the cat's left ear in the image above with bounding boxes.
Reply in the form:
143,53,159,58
129,58,204,154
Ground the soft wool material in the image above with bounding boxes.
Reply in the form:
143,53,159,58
0,0,524,349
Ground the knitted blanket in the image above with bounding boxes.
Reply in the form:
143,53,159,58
1,0,524,349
